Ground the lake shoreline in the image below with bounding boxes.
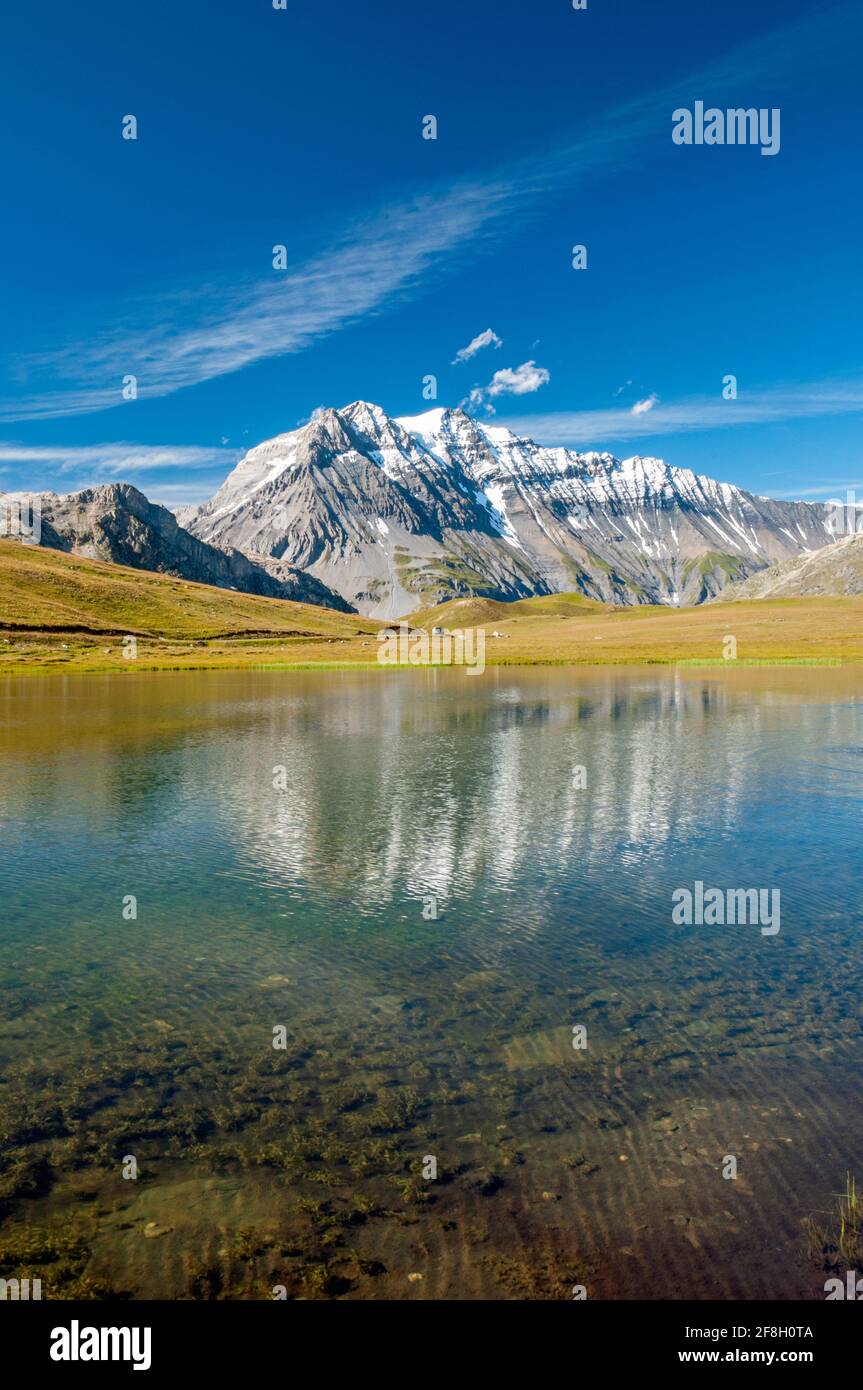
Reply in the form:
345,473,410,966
0,653,856,678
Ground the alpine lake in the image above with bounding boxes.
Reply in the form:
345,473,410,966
1,665,861,1300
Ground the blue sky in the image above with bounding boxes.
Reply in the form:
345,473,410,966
1,0,861,507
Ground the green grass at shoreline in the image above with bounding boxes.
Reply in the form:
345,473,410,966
0,650,855,679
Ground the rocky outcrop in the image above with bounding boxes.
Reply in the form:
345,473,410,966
7,482,353,611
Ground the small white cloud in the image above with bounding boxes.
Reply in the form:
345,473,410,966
461,359,550,415
462,386,491,414
488,360,550,398
452,328,502,364
631,394,659,416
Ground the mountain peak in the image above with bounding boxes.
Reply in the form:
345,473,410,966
338,400,392,430
183,398,837,617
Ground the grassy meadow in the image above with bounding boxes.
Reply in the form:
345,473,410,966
1,539,862,674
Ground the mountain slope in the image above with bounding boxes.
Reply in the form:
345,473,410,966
720,532,863,599
2,483,352,612
184,402,839,616
4,541,862,674
0,537,370,638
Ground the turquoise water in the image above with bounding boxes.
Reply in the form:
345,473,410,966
0,667,861,1299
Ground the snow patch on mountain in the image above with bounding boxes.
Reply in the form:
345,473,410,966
184,401,839,616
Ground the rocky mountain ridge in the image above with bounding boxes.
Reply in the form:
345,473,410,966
182,401,840,616
0,482,352,611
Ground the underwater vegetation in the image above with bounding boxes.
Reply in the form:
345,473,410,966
2,669,862,1298
805,1173,863,1277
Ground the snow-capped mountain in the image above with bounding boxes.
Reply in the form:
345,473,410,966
184,401,839,616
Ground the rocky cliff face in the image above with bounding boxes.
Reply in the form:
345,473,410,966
6,482,353,611
183,401,839,616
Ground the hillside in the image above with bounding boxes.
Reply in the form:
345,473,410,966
721,533,863,599
2,541,862,672
1,482,351,611
0,539,376,648
405,592,607,628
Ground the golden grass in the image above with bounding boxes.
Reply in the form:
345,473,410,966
0,539,377,638
2,541,863,674
434,591,863,666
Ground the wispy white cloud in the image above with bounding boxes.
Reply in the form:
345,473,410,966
0,442,237,510
2,1,861,422
631,394,659,416
452,328,502,364
0,442,236,475
295,406,328,427
785,480,863,499
146,481,225,509
500,379,863,445
1,186,511,423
